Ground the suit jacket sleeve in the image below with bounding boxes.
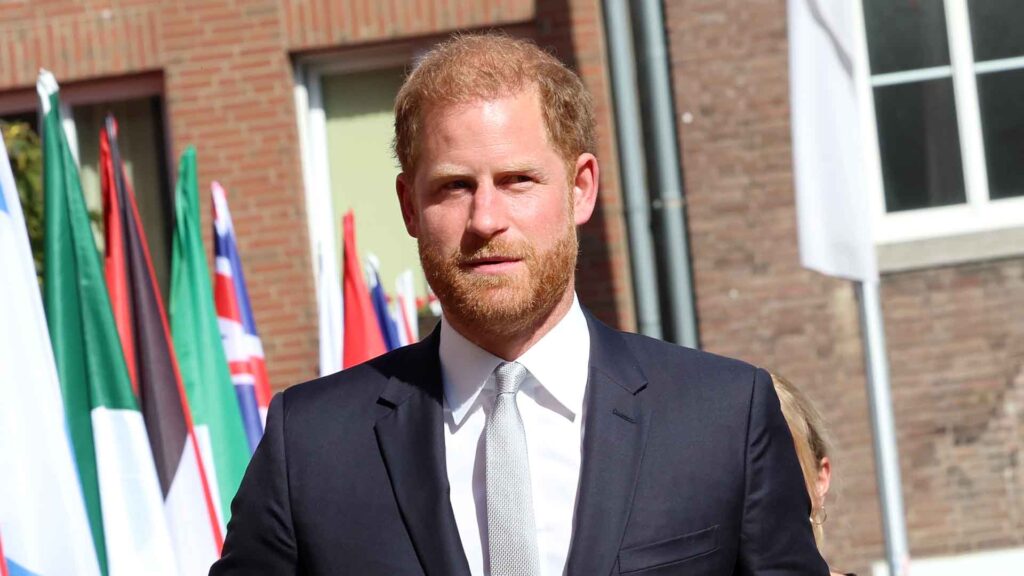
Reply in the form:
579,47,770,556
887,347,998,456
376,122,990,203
210,393,298,576
737,368,830,575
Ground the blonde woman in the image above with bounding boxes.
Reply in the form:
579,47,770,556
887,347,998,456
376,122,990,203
773,373,854,576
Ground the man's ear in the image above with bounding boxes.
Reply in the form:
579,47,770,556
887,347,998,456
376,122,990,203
396,172,419,238
572,153,599,226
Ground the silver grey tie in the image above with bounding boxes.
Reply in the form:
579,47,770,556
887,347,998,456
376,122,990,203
486,361,541,575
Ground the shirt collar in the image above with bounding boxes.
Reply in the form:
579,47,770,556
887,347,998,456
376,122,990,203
439,295,591,427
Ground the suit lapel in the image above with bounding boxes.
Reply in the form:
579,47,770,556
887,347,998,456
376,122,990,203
373,329,471,576
565,313,652,576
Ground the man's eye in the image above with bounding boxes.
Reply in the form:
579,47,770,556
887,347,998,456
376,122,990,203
507,175,533,185
442,179,471,191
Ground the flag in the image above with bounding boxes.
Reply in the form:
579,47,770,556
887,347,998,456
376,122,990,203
38,70,178,575
0,115,101,576
170,147,250,530
366,254,402,351
212,180,271,451
101,116,222,573
426,285,442,317
317,244,344,376
294,87,343,376
394,269,419,346
0,533,7,576
788,0,876,282
341,210,386,367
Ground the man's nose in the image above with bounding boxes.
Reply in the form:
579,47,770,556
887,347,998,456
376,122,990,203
466,181,508,238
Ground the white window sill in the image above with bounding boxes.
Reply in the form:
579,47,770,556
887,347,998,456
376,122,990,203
877,224,1024,273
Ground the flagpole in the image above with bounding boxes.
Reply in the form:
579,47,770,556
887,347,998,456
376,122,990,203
855,279,910,576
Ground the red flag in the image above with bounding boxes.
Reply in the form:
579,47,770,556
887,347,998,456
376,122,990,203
100,116,223,570
0,530,9,576
102,129,136,394
342,210,386,367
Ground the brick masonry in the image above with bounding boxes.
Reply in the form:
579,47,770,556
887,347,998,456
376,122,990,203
664,0,1024,572
0,0,635,390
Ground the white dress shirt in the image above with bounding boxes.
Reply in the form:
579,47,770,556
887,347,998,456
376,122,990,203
440,295,591,576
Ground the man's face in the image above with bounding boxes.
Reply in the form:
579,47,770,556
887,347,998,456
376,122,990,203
397,88,596,338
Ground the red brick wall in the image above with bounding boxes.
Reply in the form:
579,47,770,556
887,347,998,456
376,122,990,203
884,261,1024,556
0,0,634,388
282,0,535,49
0,2,163,84
535,0,637,331
664,0,1024,572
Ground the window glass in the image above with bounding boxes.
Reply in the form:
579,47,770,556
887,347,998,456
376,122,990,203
976,69,1024,199
873,78,966,212
323,67,430,301
1,96,169,294
863,0,951,75
75,97,171,298
968,0,1024,62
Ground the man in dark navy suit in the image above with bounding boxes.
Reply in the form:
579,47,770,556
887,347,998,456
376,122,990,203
212,33,828,576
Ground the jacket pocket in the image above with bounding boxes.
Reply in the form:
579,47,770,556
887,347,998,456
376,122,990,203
618,525,719,574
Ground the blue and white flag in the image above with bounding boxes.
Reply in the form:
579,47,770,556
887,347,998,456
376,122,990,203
366,255,402,351
0,129,101,576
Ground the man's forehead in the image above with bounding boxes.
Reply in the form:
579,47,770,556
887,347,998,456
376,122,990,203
421,85,543,123
404,86,558,180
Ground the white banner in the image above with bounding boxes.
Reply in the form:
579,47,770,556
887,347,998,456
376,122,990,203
0,119,102,576
788,0,877,282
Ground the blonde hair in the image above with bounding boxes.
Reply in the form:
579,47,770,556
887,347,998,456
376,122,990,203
772,372,832,546
393,32,596,174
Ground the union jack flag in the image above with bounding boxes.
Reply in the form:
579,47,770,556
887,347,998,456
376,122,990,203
212,181,271,453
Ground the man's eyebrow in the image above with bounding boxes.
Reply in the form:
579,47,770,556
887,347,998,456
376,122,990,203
425,164,472,181
425,163,545,181
496,162,544,176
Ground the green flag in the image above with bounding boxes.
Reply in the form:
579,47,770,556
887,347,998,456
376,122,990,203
39,70,178,575
170,147,250,527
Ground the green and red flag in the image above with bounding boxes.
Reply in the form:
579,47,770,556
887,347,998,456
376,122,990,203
169,147,250,529
101,116,223,572
39,70,178,575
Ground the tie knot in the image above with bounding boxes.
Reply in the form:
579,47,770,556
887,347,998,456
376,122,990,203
494,361,528,395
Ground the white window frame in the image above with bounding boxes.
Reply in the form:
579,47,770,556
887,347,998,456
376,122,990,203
855,0,1024,250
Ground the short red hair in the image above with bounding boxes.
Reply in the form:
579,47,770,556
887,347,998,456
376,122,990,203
393,33,596,174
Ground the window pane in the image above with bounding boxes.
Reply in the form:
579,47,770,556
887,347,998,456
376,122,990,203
977,69,1024,199
874,79,966,212
323,68,431,302
863,0,950,74
969,0,1024,62
75,97,172,298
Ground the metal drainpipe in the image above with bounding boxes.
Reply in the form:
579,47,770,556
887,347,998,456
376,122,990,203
633,0,700,348
602,0,664,339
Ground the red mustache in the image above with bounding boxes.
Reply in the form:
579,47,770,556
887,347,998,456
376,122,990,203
455,240,533,266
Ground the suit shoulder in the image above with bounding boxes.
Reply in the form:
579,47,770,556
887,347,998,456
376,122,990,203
615,329,761,380
280,342,427,418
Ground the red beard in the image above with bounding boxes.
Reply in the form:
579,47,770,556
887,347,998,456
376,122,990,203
419,219,578,339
